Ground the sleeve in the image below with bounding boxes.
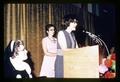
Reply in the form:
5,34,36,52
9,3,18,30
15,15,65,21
57,31,67,50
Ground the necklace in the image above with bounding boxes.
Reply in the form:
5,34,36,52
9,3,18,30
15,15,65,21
48,37,56,43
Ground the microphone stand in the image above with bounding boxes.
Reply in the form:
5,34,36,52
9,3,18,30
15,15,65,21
97,36,110,56
84,31,110,56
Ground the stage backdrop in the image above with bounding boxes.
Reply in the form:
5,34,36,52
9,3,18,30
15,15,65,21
4,4,95,77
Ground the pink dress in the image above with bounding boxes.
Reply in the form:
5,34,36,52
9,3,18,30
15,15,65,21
39,37,57,77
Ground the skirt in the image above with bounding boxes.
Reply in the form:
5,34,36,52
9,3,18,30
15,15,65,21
39,55,56,77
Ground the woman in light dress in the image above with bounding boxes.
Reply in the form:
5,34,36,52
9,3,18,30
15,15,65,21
39,24,57,78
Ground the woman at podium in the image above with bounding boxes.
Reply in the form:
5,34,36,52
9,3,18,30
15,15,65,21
55,14,78,78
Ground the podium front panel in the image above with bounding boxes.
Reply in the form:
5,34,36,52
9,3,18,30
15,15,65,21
63,45,99,78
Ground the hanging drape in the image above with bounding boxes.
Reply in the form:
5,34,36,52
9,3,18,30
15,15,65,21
4,4,49,76
4,4,95,77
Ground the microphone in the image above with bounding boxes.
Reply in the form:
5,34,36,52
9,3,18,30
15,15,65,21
82,30,110,56
83,30,102,45
83,30,97,38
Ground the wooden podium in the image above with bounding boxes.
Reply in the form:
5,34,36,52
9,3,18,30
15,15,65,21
63,45,99,78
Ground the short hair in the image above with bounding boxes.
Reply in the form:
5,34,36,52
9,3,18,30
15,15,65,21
63,14,78,27
45,24,57,37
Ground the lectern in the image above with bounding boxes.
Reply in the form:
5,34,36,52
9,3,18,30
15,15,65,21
63,45,99,78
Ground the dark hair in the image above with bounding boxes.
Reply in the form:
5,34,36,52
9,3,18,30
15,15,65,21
64,19,78,27
63,14,78,27
45,24,57,37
